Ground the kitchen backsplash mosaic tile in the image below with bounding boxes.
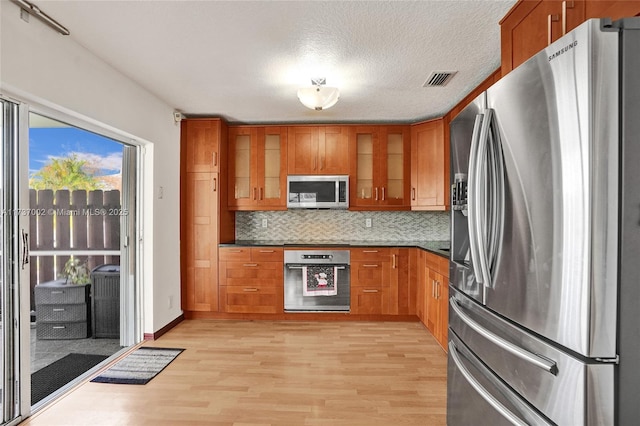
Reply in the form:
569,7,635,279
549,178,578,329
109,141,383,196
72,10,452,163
236,210,450,242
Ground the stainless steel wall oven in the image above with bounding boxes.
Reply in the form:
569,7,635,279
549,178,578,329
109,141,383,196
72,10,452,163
284,249,350,312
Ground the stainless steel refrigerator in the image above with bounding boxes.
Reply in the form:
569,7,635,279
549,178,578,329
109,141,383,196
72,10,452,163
447,18,640,425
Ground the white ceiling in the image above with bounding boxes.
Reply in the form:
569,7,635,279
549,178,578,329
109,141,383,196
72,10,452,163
37,0,516,124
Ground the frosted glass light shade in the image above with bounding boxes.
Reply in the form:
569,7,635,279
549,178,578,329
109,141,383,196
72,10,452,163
297,85,340,110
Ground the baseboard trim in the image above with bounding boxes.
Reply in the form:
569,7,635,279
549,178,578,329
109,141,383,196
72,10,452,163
143,314,185,340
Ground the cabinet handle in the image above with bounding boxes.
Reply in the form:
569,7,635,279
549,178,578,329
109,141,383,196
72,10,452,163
243,263,259,267
259,187,263,200
212,177,217,192
432,280,437,298
363,289,379,293
243,288,259,292
412,187,416,201
547,14,560,45
562,1,574,35
53,308,65,312
363,264,379,268
381,187,386,201
392,254,396,269
52,326,66,329
320,156,324,170
229,249,243,253
51,291,64,295
375,187,379,201
436,281,440,299
213,152,218,167
313,157,317,171
259,250,275,253
253,187,257,200
363,250,379,253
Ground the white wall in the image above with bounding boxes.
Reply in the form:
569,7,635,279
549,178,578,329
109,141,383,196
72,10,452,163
0,2,183,335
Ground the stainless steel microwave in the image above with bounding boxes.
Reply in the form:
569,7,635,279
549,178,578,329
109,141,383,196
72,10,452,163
287,175,349,209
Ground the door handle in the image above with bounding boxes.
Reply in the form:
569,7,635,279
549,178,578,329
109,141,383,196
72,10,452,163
21,229,29,270
449,341,530,426
547,14,560,45
450,297,558,375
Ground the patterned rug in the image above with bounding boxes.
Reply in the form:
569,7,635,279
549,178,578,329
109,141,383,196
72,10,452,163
91,347,184,385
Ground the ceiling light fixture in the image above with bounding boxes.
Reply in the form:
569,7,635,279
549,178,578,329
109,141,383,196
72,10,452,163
297,78,340,111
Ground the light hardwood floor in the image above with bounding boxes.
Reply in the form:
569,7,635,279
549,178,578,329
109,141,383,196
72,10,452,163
22,320,447,425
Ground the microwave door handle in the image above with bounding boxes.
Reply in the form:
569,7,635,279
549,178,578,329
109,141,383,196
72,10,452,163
449,341,531,426
450,297,558,375
467,113,484,284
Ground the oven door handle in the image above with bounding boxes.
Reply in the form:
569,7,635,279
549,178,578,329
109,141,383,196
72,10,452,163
286,265,348,269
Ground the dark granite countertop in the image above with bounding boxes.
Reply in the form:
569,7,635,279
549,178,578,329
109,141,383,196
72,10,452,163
220,240,450,258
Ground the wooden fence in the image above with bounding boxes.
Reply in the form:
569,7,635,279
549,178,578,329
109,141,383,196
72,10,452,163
29,189,121,310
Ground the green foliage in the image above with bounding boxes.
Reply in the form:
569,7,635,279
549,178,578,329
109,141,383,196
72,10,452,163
30,154,103,190
61,258,90,285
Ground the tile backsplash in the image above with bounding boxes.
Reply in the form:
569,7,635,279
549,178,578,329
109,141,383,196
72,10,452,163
236,210,450,242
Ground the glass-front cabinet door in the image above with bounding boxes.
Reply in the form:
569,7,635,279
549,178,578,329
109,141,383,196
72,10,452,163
351,125,409,209
229,127,254,208
228,126,287,210
257,127,287,209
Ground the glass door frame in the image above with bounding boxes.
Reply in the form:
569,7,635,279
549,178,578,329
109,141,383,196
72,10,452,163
1,91,146,419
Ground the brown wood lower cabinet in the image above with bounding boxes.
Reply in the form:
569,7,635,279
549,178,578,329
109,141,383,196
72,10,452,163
416,249,449,352
350,248,391,314
219,247,284,314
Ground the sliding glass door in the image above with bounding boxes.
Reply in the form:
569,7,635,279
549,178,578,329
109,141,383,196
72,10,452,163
1,98,21,424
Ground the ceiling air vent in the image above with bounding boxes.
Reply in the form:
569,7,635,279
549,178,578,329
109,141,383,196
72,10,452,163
423,71,457,87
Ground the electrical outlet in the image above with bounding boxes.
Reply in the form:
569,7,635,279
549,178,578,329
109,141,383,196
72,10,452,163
365,218,372,228
262,218,268,228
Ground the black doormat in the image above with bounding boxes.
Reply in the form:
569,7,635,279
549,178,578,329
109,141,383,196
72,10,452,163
31,353,108,404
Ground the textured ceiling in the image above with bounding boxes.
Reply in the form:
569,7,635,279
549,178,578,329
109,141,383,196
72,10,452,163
36,0,516,124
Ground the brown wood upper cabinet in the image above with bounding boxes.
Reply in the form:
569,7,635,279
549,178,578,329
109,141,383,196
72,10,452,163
349,125,411,210
228,126,287,210
287,126,350,175
500,0,640,75
183,119,221,173
410,118,450,211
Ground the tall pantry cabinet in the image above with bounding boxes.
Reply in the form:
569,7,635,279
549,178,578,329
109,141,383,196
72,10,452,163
180,118,235,313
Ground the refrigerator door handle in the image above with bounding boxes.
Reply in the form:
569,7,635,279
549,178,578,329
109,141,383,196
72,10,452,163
467,113,485,284
486,110,505,286
449,340,529,426
473,110,493,286
451,297,558,375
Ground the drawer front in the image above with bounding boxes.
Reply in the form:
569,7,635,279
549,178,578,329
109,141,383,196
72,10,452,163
250,247,283,262
220,261,283,287
351,248,390,262
37,304,87,322
220,285,283,314
35,285,88,304
351,261,388,288
219,247,252,261
350,287,388,314
36,321,89,340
